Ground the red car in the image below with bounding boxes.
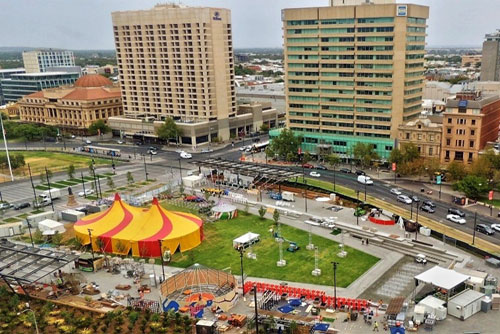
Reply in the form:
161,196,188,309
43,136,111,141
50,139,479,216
302,163,314,169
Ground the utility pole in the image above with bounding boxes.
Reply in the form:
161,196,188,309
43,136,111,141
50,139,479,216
158,240,165,282
45,167,55,211
332,261,338,310
27,164,37,204
81,172,87,198
97,175,102,199
239,246,245,296
253,285,259,334
356,190,360,225
87,229,95,271
178,158,182,179
26,221,34,247
472,211,477,245
143,155,149,181
364,181,367,202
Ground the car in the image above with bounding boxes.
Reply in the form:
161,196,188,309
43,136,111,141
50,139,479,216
415,253,427,264
117,140,124,144
245,146,253,152
420,205,435,213
491,224,500,233
201,148,214,153
397,195,412,204
78,189,94,197
309,171,321,177
315,165,328,170
135,141,144,146
71,135,76,139
355,170,366,176
446,214,466,225
357,175,373,185
476,224,495,235
422,200,436,208
85,139,92,144
148,146,158,151
411,196,420,202
339,168,351,174
302,163,314,169
239,146,247,151
180,151,192,159
0,203,10,210
148,150,158,155
448,208,465,217
13,202,30,210
390,188,402,196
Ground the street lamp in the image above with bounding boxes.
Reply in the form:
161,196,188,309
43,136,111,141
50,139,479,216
331,261,339,310
158,239,165,282
26,220,34,247
238,246,245,296
17,303,39,334
87,228,95,264
472,211,478,245
356,190,360,225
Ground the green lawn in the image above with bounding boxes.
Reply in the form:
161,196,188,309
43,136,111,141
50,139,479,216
35,185,49,191
294,177,357,198
168,206,379,287
3,217,21,223
56,180,78,186
68,178,84,183
481,198,500,209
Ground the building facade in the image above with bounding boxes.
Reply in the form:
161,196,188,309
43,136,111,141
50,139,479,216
111,4,236,141
22,50,75,73
441,91,500,164
0,72,80,103
278,0,429,159
0,68,26,105
481,30,500,82
108,102,280,146
461,54,482,68
397,116,442,158
18,74,122,134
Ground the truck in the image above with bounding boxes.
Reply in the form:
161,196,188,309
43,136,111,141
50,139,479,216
34,198,52,208
282,191,295,202
39,188,61,201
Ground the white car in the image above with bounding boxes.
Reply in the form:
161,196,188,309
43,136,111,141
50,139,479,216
397,194,412,204
117,140,124,144
148,150,158,155
446,214,466,225
309,171,321,177
71,135,76,139
357,175,373,185
180,151,192,159
239,146,246,151
490,224,500,232
78,189,94,197
390,188,402,195
85,139,92,144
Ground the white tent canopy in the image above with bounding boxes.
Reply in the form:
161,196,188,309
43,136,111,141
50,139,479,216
232,232,260,248
38,219,65,236
414,266,470,290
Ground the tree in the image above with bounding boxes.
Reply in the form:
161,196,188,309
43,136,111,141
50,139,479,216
156,117,183,144
88,161,95,175
40,169,53,184
272,209,280,226
454,175,489,200
268,128,302,162
258,206,266,220
67,164,75,179
424,158,441,179
0,153,25,169
51,231,63,246
353,142,379,168
389,147,403,164
446,161,467,181
126,171,134,185
301,151,312,164
106,176,115,190
88,120,110,136
469,156,493,179
400,143,420,163
325,153,341,168
260,123,270,133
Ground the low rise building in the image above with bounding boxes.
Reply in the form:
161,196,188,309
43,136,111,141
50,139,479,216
0,102,20,118
441,91,500,164
461,54,482,68
108,102,281,147
397,116,442,158
0,71,80,103
0,68,26,104
18,74,122,135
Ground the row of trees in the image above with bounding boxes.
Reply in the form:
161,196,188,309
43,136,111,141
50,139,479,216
3,122,58,141
0,153,25,169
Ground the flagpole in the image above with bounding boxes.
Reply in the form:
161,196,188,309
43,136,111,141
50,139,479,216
0,114,14,182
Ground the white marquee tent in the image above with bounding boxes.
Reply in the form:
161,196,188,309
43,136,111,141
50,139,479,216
414,266,470,291
38,219,65,236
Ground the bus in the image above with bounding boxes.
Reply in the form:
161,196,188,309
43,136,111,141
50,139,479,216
82,145,121,157
251,140,269,153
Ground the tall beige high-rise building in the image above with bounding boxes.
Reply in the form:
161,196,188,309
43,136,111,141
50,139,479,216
276,0,429,159
481,30,500,82
111,4,236,141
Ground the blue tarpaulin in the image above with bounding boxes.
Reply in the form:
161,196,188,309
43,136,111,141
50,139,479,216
278,305,294,313
390,327,405,334
164,300,179,312
289,299,302,307
313,323,329,331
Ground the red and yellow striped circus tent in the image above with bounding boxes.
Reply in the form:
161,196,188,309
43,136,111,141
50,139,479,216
74,194,203,257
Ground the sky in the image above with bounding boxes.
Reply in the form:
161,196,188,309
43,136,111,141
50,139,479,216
0,0,497,50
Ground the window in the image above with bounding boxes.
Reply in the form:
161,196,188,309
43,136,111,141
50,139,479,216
471,129,475,136
429,147,433,155
455,151,464,161
445,150,450,159
446,139,451,145
447,118,452,124
471,119,476,125
468,152,474,161
469,140,475,148
447,128,451,134
406,133,410,139
457,118,466,125
417,134,422,140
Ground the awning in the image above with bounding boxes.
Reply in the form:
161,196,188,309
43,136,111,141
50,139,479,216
414,266,470,290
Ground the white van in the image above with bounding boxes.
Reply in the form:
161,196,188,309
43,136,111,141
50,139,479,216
357,175,373,185
282,191,295,202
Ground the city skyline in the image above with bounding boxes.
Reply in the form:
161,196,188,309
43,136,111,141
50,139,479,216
0,0,497,50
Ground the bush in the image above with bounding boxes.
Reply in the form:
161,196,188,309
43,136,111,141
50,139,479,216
258,206,266,220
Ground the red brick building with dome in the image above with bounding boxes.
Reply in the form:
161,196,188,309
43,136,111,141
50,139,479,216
18,74,123,135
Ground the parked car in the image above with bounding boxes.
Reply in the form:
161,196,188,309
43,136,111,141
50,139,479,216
302,163,314,169
446,214,466,225
390,188,402,196
201,148,214,153
85,139,92,144
397,195,412,204
239,146,247,151
339,168,351,174
420,205,435,213
355,170,366,175
13,202,30,210
0,202,10,210
415,253,427,264
315,165,328,170
357,175,373,185
491,224,500,233
78,189,95,197
422,200,436,208
148,150,158,155
117,140,124,144
411,196,420,202
309,171,321,177
448,208,465,217
476,224,495,235
71,135,76,139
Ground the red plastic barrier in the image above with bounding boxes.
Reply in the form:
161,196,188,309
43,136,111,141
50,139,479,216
368,216,395,226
